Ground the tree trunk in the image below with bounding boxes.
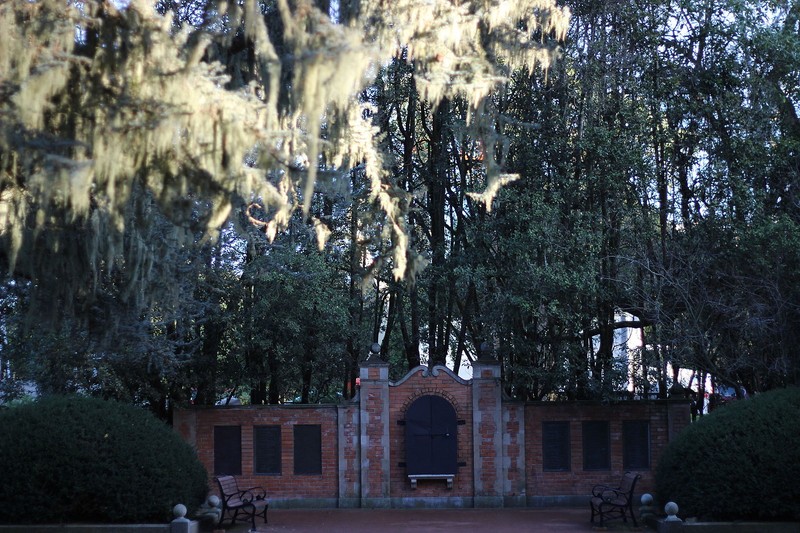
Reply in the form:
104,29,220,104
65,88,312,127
426,99,450,366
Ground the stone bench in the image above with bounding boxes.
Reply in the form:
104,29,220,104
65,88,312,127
408,474,454,489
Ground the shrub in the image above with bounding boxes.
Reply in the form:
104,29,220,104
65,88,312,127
0,395,208,524
655,386,800,521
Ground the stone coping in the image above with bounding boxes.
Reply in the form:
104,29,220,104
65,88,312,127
0,519,200,533
646,515,799,533
0,526,170,533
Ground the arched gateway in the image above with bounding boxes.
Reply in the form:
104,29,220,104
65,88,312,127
404,394,458,488
174,357,691,509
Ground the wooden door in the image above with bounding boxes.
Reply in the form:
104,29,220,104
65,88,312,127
405,395,457,475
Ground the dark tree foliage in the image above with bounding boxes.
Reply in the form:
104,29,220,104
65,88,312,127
655,387,800,521
0,395,209,524
2,0,800,408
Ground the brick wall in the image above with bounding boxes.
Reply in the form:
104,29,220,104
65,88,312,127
523,400,691,502
174,404,339,505
174,362,691,508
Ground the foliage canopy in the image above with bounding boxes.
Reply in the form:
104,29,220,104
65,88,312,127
2,0,800,410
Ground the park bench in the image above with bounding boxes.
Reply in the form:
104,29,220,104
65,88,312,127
589,471,641,528
215,475,269,530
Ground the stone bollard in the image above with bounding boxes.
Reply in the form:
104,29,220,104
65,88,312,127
639,493,655,521
196,494,222,527
664,502,682,522
658,501,683,533
171,503,199,533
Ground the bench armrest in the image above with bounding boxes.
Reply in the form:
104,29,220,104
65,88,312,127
239,486,267,502
596,488,630,504
591,484,618,497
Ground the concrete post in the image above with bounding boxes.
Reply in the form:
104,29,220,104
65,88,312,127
658,501,684,533
170,504,199,533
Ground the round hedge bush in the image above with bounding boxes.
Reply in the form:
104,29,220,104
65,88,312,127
655,386,800,521
0,395,208,524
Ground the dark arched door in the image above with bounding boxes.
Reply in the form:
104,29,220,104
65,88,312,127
405,395,457,476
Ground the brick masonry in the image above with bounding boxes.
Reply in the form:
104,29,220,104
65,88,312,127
173,360,690,508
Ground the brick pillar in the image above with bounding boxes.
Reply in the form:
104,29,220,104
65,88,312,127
359,360,391,508
172,408,197,447
503,402,527,506
472,358,504,507
668,400,692,440
338,402,361,508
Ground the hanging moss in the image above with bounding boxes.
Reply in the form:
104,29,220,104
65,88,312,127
0,0,568,317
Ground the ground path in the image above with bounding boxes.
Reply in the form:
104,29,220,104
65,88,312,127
225,507,640,532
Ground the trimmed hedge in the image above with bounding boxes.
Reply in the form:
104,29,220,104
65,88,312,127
0,395,208,524
655,386,800,521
